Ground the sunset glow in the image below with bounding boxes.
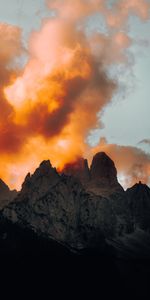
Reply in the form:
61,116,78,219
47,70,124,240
0,0,150,190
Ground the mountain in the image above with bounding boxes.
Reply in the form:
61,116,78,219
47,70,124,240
106,182,150,260
126,182,150,231
87,152,124,196
2,153,130,250
63,152,123,196
63,158,90,184
1,152,150,295
0,214,75,256
0,179,17,209
0,151,149,260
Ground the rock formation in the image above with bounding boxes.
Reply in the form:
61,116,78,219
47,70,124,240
126,182,150,231
63,152,123,196
0,152,150,257
63,158,90,184
2,153,130,250
0,179,17,209
87,152,124,196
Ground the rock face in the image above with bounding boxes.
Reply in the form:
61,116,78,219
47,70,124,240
126,182,150,231
0,214,75,255
63,158,90,184
106,182,150,260
1,152,149,256
0,179,17,209
3,162,85,248
88,152,123,196
19,160,60,203
2,153,130,250
90,152,118,185
63,152,123,196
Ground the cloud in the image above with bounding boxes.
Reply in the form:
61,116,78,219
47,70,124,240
0,1,149,189
0,23,25,154
105,0,150,28
139,139,150,145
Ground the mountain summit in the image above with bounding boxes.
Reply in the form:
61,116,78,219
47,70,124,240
62,152,123,196
20,160,60,203
88,152,123,196
2,152,130,250
90,152,117,184
63,158,90,184
126,182,150,230
1,152,150,257
0,179,17,209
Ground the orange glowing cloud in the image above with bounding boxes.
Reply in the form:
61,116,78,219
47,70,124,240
0,0,149,190
106,0,150,28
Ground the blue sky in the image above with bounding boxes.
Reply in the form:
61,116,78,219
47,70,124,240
0,0,150,154
98,15,150,152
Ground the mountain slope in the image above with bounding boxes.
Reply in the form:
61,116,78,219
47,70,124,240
0,179,17,209
62,152,124,196
2,153,130,250
0,152,150,259
87,152,124,196
126,182,150,231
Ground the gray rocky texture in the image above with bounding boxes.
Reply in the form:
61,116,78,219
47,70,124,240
63,152,124,197
20,160,60,202
62,158,90,184
126,182,150,231
2,154,131,249
87,152,124,196
106,182,150,259
1,152,150,254
0,179,17,209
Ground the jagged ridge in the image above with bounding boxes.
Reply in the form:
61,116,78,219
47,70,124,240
0,152,150,258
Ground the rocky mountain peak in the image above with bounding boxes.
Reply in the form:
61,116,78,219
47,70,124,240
0,179,10,193
61,152,124,196
62,158,90,184
127,181,150,198
86,152,123,196
20,160,60,202
38,160,52,172
126,182,150,230
1,154,150,259
90,152,117,184
0,179,17,209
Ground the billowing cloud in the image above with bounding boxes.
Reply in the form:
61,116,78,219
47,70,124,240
0,23,25,153
105,0,150,28
0,0,149,189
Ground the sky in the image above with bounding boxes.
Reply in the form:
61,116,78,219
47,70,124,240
88,14,150,150
0,0,150,189
0,0,149,150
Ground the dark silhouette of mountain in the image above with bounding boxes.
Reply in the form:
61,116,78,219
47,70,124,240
126,182,150,231
63,158,90,184
90,152,118,184
63,152,123,196
0,151,150,262
2,153,131,251
0,179,17,209
0,214,75,256
88,152,124,196
0,152,150,297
